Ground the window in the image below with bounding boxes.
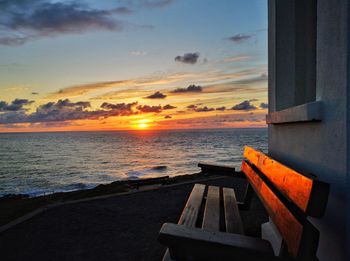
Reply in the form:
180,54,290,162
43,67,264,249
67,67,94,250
274,0,317,111
267,0,321,124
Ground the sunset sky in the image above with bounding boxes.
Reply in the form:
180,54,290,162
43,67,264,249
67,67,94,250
0,0,267,132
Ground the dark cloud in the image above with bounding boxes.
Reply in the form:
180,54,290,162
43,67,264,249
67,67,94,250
145,91,167,99
0,0,127,46
136,104,162,113
0,99,34,112
194,106,215,112
228,33,255,43
101,101,137,111
231,100,257,111
164,115,172,119
260,102,268,109
171,84,202,93
186,104,197,109
0,99,139,124
0,98,184,124
31,92,39,95
175,52,200,64
163,104,177,110
216,106,226,111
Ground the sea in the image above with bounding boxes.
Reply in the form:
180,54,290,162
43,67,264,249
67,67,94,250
0,128,267,197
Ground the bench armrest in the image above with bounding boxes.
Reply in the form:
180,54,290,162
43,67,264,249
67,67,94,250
159,223,279,261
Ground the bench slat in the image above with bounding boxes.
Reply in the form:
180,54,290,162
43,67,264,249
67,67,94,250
159,223,275,261
164,184,205,260
223,188,244,234
242,160,319,258
243,146,329,217
202,186,220,231
178,183,205,228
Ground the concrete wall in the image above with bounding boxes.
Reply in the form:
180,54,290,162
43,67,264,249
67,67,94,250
268,0,348,260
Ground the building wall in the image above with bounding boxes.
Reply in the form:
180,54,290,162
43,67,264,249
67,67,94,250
268,0,347,260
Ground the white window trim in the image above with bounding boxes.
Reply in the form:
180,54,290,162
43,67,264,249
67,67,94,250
266,101,322,124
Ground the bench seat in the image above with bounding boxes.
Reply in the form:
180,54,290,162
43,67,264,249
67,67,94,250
159,183,275,260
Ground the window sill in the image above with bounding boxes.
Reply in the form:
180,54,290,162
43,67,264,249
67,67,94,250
266,101,322,124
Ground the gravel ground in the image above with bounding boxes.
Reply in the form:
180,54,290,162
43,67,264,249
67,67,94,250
0,177,268,261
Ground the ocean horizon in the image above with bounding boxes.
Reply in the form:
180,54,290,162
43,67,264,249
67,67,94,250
0,128,267,197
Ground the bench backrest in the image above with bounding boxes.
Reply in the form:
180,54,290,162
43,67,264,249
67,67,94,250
242,146,329,260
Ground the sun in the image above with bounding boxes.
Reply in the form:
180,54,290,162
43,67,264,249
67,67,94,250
133,119,152,130
137,123,149,129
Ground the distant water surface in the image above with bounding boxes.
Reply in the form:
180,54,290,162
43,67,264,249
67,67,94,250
0,128,267,197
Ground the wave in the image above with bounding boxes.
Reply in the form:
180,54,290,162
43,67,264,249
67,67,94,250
151,165,167,171
125,165,168,178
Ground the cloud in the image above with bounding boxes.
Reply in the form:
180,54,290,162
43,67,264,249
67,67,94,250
48,72,195,99
49,66,266,100
186,104,216,112
163,104,176,110
228,33,255,43
0,0,128,46
100,101,137,113
136,104,162,113
175,52,200,64
194,106,215,112
186,104,197,109
165,112,266,128
164,115,172,119
0,99,34,112
145,91,167,99
233,73,267,85
134,103,175,113
171,84,202,94
260,102,268,109
0,99,140,124
222,55,252,63
31,92,39,95
216,106,226,111
231,100,257,111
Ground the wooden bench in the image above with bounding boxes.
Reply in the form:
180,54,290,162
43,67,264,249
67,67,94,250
158,146,329,260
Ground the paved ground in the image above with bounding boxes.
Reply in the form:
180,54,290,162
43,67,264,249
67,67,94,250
0,177,268,261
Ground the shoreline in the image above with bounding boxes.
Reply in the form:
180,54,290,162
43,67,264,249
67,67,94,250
0,172,221,227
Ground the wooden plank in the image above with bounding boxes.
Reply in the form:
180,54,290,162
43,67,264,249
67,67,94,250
223,188,244,234
163,184,205,260
159,223,276,261
178,184,205,228
243,146,329,217
202,186,220,231
241,160,319,258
